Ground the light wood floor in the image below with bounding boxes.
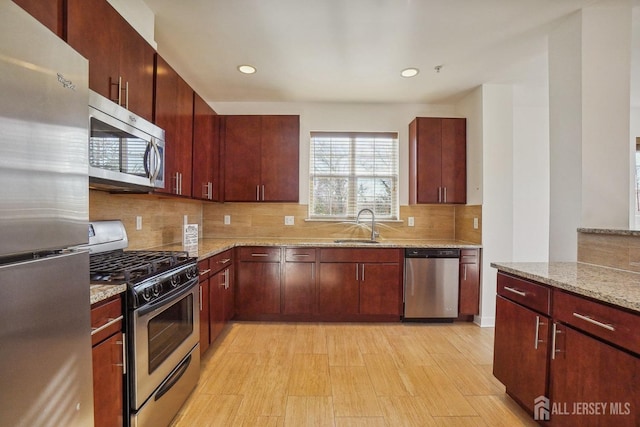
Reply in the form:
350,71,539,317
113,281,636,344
171,322,538,427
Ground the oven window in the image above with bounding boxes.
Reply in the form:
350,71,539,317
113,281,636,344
147,294,194,374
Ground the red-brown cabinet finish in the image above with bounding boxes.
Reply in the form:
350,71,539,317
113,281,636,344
459,249,480,315
192,93,220,201
91,296,124,427
198,258,211,355
409,117,466,204
235,247,281,317
66,0,154,121
283,248,317,315
154,54,194,196
223,115,299,202
12,0,63,36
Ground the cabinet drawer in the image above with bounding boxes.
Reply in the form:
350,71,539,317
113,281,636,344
460,249,478,264
554,290,640,355
91,295,123,346
285,247,316,262
209,249,233,274
497,273,550,315
237,246,281,262
320,248,401,263
198,258,211,281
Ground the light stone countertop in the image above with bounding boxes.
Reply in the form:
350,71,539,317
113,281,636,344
491,262,640,313
90,283,127,305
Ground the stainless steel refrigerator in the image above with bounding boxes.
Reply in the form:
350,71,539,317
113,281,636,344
0,2,93,426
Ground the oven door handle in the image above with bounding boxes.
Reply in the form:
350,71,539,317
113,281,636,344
154,353,192,402
137,277,198,316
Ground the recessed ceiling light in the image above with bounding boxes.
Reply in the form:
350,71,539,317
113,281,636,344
237,65,256,74
401,68,419,78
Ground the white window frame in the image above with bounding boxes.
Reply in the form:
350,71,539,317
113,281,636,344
308,131,399,221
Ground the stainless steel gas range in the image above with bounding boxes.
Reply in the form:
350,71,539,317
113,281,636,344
86,221,200,427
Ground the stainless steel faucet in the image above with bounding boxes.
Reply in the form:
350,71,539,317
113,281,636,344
356,208,378,241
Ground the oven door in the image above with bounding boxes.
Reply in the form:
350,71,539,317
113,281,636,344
130,277,199,410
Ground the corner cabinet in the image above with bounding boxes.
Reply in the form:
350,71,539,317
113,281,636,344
67,0,154,121
154,54,194,196
409,117,466,204
91,295,124,427
222,115,299,202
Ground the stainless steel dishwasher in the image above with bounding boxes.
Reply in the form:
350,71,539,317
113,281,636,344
404,248,460,320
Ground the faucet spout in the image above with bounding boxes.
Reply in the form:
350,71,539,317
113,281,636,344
356,208,378,241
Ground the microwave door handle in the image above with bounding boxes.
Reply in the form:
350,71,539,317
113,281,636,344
143,143,152,178
150,139,161,182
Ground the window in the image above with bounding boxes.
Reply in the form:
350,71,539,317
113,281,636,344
309,132,399,220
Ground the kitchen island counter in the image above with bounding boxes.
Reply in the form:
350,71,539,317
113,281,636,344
491,261,640,313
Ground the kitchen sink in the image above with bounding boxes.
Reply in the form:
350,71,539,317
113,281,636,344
333,239,379,244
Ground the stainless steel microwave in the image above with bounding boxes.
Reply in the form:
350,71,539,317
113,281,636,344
88,90,165,191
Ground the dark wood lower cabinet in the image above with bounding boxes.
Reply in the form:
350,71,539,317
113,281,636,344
92,333,124,427
318,262,360,315
283,262,316,315
493,295,549,414
358,262,401,315
549,324,640,426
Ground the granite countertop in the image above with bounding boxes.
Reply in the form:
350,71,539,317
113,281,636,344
90,283,127,305
156,237,482,260
491,261,640,313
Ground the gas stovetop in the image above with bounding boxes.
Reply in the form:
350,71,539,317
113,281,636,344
89,250,193,284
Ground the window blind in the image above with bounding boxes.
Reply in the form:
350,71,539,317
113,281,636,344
309,131,399,220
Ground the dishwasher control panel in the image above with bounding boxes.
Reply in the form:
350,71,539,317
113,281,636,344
405,248,460,258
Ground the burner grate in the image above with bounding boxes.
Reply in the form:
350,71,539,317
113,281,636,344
89,250,191,283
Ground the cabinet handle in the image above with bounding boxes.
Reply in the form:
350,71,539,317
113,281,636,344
116,332,126,374
443,187,447,203
125,80,129,109
463,264,467,281
291,254,310,257
199,268,211,276
551,323,562,360
534,316,545,350
179,172,183,195
361,264,365,281
117,76,122,106
91,315,123,336
251,253,269,257
438,187,442,203
311,264,315,281
256,185,260,201
262,185,265,201
218,258,231,264
572,312,615,331
209,181,213,199
203,182,212,200
355,264,359,281
503,286,526,297
199,286,203,311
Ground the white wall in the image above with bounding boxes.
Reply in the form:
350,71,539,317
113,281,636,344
211,102,458,205
107,0,157,48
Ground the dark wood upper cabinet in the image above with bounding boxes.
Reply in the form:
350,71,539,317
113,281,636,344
192,93,221,201
66,0,154,121
12,0,63,37
154,54,194,197
223,115,299,202
409,117,466,204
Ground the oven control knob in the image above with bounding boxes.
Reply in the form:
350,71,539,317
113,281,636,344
170,274,180,287
186,266,197,279
153,282,162,296
142,287,152,301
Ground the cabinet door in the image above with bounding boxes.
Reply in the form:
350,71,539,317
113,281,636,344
235,261,281,315
67,0,120,102
549,324,640,426
154,55,193,196
318,263,359,315
92,333,124,427
261,115,299,202
412,117,442,204
459,249,480,315
440,118,466,204
192,93,220,201
223,267,235,322
223,115,262,201
359,262,401,315
13,0,63,36
493,296,549,414
199,278,210,355
118,20,154,121
283,262,315,315
209,269,225,341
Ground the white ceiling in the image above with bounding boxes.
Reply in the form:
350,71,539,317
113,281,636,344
143,0,637,105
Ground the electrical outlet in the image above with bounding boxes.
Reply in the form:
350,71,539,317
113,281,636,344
408,217,415,227
224,215,231,225
473,217,479,229
136,216,142,230
284,216,294,226
183,214,188,225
